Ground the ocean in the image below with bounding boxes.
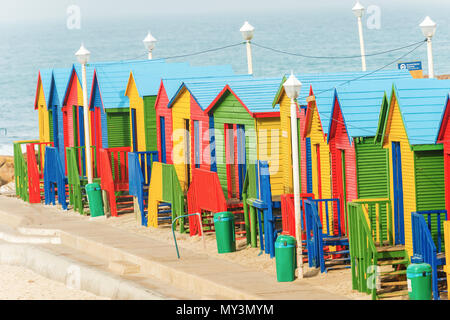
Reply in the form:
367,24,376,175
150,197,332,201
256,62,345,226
1,2,450,155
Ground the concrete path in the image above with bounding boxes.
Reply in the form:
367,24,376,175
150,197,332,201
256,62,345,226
0,195,350,300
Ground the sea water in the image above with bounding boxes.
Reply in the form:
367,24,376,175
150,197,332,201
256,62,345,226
1,3,449,155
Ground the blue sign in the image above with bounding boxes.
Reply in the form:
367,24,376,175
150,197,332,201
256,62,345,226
398,61,422,71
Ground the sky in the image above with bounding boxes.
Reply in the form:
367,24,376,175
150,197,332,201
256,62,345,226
1,0,447,23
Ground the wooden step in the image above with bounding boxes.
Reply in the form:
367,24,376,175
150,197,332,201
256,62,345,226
378,259,409,266
380,269,407,276
380,281,407,287
377,290,409,299
376,245,405,253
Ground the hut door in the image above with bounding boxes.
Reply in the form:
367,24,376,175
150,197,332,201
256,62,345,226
225,124,246,200
91,107,102,176
315,144,322,199
305,138,313,193
52,106,58,148
236,125,246,199
193,120,201,169
225,124,237,199
63,107,69,173
392,142,405,245
78,106,86,170
335,149,347,234
131,108,138,152
159,117,166,163
446,153,450,217
184,119,191,187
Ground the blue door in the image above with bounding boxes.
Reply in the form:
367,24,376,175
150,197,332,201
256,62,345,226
160,116,166,163
52,105,59,149
193,120,200,169
392,141,405,245
306,137,313,193
209,116,217,172
131,109,138,152
78,106,86,173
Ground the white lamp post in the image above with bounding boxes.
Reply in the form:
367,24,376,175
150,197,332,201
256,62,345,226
240,21,254,75
143,31,157,60
420,16,437,79
352,1,367,71
283,72,303,279
75,44,93,184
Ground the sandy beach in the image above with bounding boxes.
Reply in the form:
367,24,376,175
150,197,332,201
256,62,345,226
0,264,108,300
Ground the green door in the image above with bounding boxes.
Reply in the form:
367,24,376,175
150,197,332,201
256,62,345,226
106,110,131,148
355,137,390,238
415,150,445,244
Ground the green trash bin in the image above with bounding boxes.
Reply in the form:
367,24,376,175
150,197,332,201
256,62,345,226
213,212,236,254
85,183,105,218
275,234,297,282
407,263,432,300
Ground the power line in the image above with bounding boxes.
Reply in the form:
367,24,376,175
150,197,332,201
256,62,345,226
302,39,427,102
162,42,245,60
117,42,245,63
303,40,427,139
252,39,427,60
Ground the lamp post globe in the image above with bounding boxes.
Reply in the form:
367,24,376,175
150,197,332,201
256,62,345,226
283,72,302,100
240,21,254,41
420,16,437,38
75,44,90,65
352,1,365,18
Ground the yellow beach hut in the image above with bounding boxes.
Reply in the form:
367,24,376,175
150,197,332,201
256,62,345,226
375,78,450,256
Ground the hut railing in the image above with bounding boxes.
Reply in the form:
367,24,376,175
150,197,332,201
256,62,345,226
351,198,393,247
43,146,68,210
13,140,39,201
186,168,227,237
67,145,98,179
99,147,131,217
128,151,158,225
444,221,450,296
411,210,447,300
26,141,53,203
347,202,378,300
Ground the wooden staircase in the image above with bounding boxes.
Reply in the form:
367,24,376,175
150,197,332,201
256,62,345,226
348,200,410,300
375,244,409,300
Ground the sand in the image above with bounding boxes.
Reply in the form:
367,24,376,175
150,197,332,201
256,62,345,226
0,264,108,300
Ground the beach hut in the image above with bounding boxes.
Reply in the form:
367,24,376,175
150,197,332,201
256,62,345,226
152,67,236,165
34,69,53,143
166,75,252,192
204,78,283,199
125,62,190,152
437,93,450,214
62,64,94,152
327,80,395,235
89,61,168,151
47,68,72,165
375,78,450,255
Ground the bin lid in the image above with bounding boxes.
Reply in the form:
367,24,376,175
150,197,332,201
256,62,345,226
85,183,101,191
407,263,432,274
213,212,235,222
275,234,296,248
